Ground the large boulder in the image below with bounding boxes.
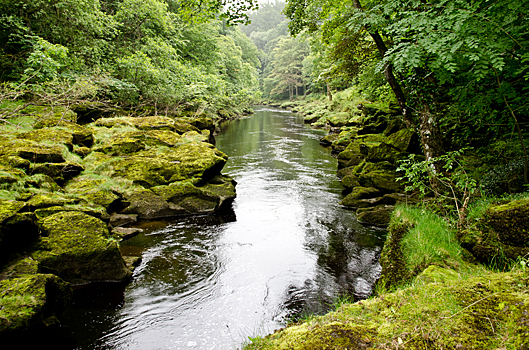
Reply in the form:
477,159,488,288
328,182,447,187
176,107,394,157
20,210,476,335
33,211,131,284
17,129,74,151
484,198,529,246
384,128,420,153
151,175,236,215
0,274,71,332
95,143,228,187
341,187,382,207
358,170,403,193
119,187,188,219
30,162,84,184
356,205,394,227
33,119,94,147
458,198,529,264
0,140,66,164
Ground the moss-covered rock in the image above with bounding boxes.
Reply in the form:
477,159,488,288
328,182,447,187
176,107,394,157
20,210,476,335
93,137,145,155
98,143,228,187
32,119,94,147
3,141,66,164
79,190,119,211
458,198,529,265
173,121,200,134
340,187,381,207
484,198,529,246
377,210,414,289
385,128,420,153
17,129,74,151
26,193,77,210
95,116,176,131
33,204,109,222
0,274,71,333
177,116,214,131
33,211,131,283
30,161,84,184
109,213,138,227
319,134,339,147
0,155,31,172
358,170,403,193
0,200,27,225
1,257,39,279
143,130,182,147
24,174,61,192
367,142,408,163
151,181,219,215
120,187,188,219
337,143,365,169
356,204,394,227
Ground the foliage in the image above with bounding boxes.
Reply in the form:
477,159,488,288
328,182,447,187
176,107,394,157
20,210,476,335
397,149,479,226
263,36,309,99
0,0,261,114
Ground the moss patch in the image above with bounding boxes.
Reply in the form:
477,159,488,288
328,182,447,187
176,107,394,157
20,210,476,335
33,211,131,283
246,269,529,350
0,274,71,332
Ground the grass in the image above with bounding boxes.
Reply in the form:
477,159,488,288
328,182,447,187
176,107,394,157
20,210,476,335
398,206,465,272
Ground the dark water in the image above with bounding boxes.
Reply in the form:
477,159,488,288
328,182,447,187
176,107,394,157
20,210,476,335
60,107,385,349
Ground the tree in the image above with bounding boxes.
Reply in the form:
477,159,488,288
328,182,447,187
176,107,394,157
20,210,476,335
264,37,309,100
285,0,529,183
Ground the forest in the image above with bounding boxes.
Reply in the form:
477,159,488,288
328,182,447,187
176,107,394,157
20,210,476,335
1,0,529,348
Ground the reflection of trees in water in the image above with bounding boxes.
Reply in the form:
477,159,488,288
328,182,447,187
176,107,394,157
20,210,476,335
279,216,384,321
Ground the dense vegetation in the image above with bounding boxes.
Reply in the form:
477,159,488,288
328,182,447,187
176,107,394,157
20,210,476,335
0,0,262,117
244,0,528,210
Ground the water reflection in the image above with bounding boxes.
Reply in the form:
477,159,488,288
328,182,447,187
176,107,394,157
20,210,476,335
61,106,385,349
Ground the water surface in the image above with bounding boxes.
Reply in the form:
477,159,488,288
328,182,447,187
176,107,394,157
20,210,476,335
63,106,385,349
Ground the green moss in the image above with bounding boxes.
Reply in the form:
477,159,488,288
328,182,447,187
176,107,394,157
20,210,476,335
356,204,394,227
0,155,31,171
34,204,108,221
485,198,529,246
26,193,77,210
367,142,408,164
0,139,66,164
246,269,529,350
94,143,228,187
337,143,365,168
34,211,131,283
0,199,26,225
0,274,71,332
17,129,74,151
120,187,187,219
2,257,39,279
30,161,84,184
385,128,420,153
340,187,381,207
24,174,61,192
379,206,466,290
93,137,145,155
358,171,403,193
33,119,94,147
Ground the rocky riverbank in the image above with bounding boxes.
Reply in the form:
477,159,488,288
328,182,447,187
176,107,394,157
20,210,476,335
244,200,529,349
0,104,241,334
275,97,422,227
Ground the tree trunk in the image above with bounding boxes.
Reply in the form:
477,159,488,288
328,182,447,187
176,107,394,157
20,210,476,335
327,81,332,101
352,0,412,127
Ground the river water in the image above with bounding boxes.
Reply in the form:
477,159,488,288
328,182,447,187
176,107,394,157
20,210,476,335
61,107,385,349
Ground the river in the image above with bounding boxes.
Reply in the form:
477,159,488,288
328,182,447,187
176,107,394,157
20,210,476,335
59,106,385,349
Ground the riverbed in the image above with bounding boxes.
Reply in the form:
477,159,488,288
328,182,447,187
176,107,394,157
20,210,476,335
60,106,385,349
